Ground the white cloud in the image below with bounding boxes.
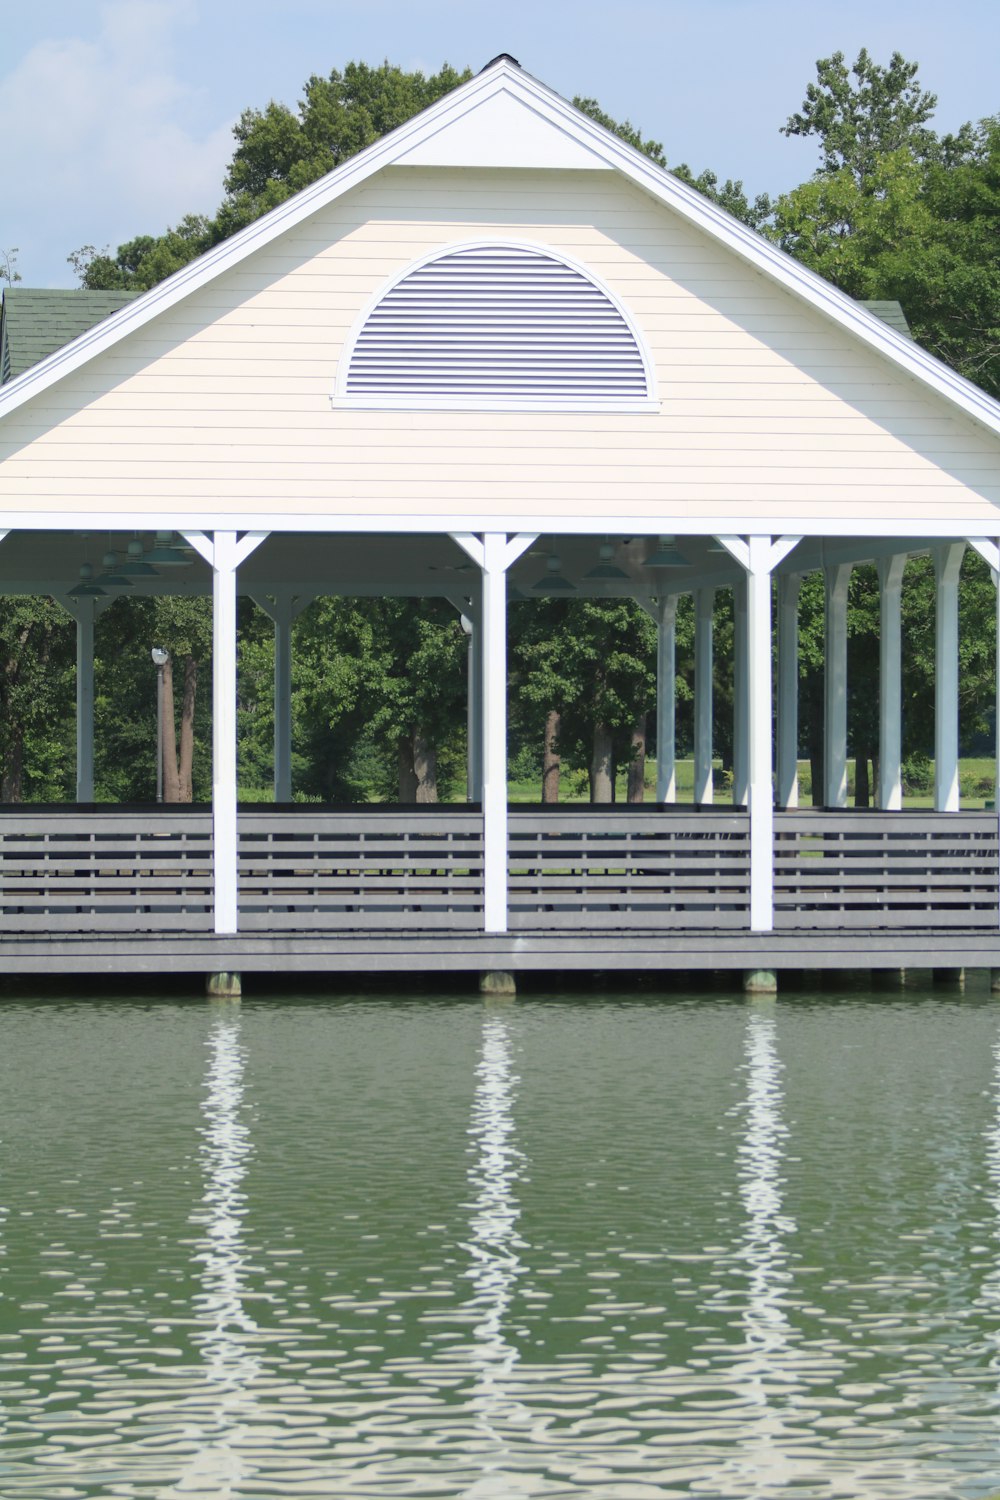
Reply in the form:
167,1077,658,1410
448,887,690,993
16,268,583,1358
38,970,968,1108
2,2,233,285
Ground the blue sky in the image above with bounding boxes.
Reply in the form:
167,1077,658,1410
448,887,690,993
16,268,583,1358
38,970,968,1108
5,0,998,287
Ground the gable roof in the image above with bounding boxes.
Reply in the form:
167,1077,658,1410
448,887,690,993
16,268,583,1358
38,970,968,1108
0,288,139,384
0,57,996,445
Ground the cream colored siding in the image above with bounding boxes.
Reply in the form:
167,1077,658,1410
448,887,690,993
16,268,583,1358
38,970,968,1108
2,166,1000,525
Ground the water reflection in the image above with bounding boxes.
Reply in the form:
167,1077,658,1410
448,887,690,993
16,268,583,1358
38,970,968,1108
720,1005,799,1491
7,994,1000,1497
170,1009,259,1497
737,1007,796,1347
461,1006,531,1492
982,1029,1000,1376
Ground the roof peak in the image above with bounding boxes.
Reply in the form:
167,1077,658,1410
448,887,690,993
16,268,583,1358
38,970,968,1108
479,53,521,72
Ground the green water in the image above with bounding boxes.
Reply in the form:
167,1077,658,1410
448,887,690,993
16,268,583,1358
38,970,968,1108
1,983,1000,1497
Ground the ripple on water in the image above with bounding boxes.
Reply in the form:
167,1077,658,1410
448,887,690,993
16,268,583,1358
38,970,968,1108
1,990,1000,1497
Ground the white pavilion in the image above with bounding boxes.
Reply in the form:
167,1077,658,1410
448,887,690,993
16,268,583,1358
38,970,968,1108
0,56,998,985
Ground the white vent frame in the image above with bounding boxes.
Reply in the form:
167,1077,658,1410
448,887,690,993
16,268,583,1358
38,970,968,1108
332,237,658,413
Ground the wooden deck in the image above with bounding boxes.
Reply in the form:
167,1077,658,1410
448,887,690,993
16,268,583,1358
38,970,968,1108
0,804,996,976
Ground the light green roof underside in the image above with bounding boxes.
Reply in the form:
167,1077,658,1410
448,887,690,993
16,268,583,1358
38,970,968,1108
0,288,140,384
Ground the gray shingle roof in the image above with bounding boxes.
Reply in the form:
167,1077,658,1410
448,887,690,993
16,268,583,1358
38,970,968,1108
858,299,913,340
1,288,140,384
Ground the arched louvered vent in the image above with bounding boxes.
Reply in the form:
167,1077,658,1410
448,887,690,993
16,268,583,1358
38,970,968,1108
339,244,653,408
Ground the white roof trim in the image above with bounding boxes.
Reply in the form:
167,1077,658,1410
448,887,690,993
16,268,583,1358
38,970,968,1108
2,57,1000,445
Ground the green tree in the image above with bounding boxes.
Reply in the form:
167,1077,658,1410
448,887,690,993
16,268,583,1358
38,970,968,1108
293,596,466,803
574,96,772,229
511,597,656,803
94,596,213,802
72,62,472,289
0,598,75,801
780,48,940,185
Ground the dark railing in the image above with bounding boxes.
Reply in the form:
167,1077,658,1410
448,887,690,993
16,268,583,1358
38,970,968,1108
508,809,751,929
773,810,999,929
238,809,484,930
0,808,213,932
0,805,997,939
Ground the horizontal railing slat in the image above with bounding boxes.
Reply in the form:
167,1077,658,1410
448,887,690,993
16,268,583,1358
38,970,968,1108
773,809,999,930
0,810,214,935
237,811,484,930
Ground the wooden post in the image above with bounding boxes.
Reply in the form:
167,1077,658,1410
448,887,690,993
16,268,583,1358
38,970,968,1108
655,596,677,804
776,573,801,808
694,587,714,806
934,544,965,813
824,563,851,808
878,554,907,811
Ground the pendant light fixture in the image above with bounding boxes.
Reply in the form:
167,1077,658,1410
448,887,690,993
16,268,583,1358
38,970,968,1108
67,563,106,599
643,534,688,568
118,538,160,578
585,540,628,581
532,553,576,592
98,549,134,588
145,530,194,567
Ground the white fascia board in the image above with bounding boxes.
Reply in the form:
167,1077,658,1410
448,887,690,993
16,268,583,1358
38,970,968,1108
3,59,1000,446
486,73,1000,441
2,511,999,540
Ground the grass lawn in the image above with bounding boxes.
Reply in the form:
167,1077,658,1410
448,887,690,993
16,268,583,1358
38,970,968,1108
507,757,997,808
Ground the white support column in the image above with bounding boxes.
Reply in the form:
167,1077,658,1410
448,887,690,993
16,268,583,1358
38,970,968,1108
272,600,293,803
482,536,508,931
655,596,677,804
251,592,313,804
747,538,774,932
996,552,1000,820
934,543,965,813
213,531,240,934
185,529,269,935
717,535,800,934
732,575,748,807
468,605,484,803
776,573,802,809
452,531,537,934
453,592,483,804
75,598,96,803
824,563,852,809
965,537,1000,933
694,587,714,806
878,553,907,811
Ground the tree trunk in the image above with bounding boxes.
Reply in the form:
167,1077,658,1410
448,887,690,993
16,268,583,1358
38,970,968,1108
413,730,438,803
178,655,197,803
162,656,181,803
542,709,560,803
1,726,23,803
627,713,647,804
590,721,614,803
397,736,418,802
